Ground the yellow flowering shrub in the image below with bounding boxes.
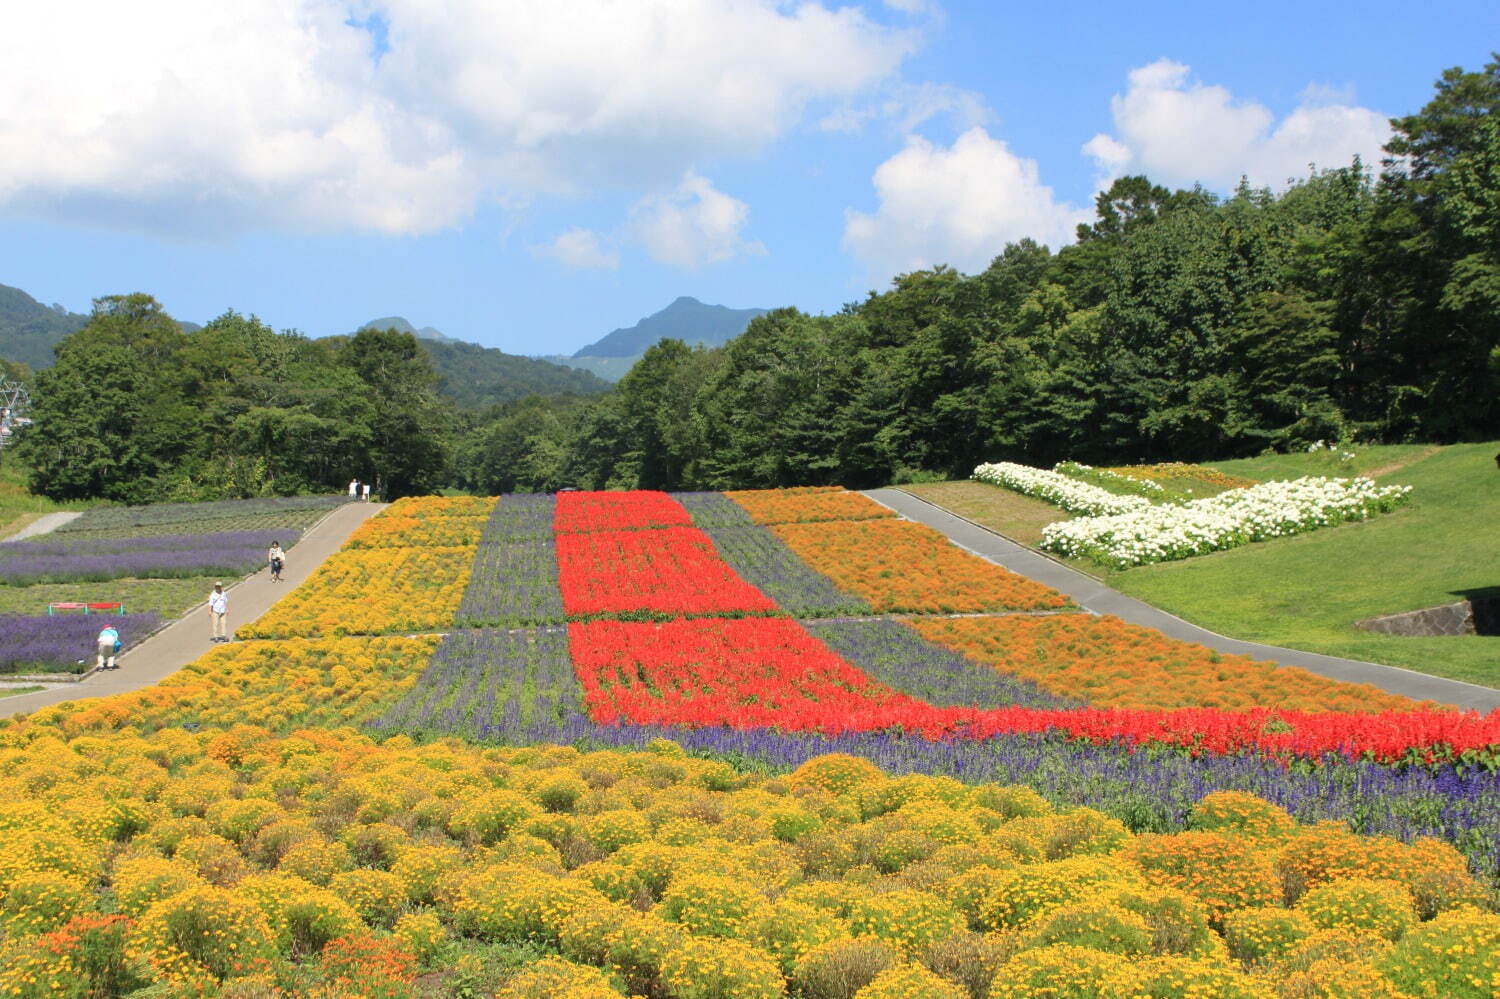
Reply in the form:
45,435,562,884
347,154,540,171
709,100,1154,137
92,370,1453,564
0,871,91,936
1130,832,1280,922
1375,905,1500,999
1098,954,1273,998
329,868,407,927
1294,877,1415,941
660,873,771,939
659,935,785,999
848,889,963,955
854,962,967,999
1019,901,1155,956
792,937,898,999
788,754,884,797
111,855,206,916
346,513,488,549
978,855,1143,930
495,955,625,999
129,886,276,986
1188,791,1296,841
384,495,495,518
988,943,1128,998
393,910,447,966
1221,907,1314,964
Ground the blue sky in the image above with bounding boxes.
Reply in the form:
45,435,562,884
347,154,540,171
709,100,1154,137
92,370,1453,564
0,1,1494,356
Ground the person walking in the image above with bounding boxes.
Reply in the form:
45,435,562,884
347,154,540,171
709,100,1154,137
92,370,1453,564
95,623,122,670
208,583,230,642
348,478,360,501
361,481,371,502
267,540,285,583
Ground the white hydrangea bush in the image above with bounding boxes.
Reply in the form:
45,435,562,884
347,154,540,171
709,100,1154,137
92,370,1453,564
1038,476,1412,568
972,462,1153,516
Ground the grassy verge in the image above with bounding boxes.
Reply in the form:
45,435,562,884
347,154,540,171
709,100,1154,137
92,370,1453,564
0,576,220,617
0,459,91,538
900,480,1072,547
903,442,1500,689
0,685,44,698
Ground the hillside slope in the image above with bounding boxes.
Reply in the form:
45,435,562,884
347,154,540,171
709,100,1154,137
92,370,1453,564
0,284,88,369
573,295,767,358
421,338,610,408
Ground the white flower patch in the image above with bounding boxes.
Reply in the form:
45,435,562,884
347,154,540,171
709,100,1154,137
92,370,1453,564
1038,476,1412,568
1054,460,1166,494
973,462,1154,516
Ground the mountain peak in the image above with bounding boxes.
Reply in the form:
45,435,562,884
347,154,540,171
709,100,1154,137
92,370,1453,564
572,297,768,359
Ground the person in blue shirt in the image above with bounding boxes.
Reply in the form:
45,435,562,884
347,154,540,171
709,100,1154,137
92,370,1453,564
96,624,122,670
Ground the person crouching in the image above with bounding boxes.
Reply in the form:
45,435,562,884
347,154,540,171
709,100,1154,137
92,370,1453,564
96,624,122,670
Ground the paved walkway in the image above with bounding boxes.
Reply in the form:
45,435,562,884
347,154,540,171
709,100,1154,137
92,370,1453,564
3,511,83,541
864,488,1500,713
1,502,387,719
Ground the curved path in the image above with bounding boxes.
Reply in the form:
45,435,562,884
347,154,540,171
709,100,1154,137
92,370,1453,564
1,501,388,719
2,510,83,541
864,488,1500,713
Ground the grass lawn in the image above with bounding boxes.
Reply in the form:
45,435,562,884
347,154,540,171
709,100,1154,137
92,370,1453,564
0,459,91,538
900,480,1073,547
0,686,44,698
904,442,1500,689
0,576,220,617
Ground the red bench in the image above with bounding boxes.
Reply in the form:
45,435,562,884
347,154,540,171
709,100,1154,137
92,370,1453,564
47,602,124,616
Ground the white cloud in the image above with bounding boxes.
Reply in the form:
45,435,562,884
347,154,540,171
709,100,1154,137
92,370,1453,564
0,0,914,235
1085,59,1390,190
819,81,990,136
843,127,1089,279
629,173,765,269
532,228,619,270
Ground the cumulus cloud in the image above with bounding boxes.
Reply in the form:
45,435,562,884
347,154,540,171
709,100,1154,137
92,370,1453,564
843,127,1089,278
0,0,914,235
629,173,765,269
1085,59,1391,190
532,228,620,270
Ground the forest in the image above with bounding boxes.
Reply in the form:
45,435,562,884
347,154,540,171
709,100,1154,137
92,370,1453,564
7,57,1498,500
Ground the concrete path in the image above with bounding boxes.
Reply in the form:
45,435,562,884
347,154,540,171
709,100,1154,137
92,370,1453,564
3,511,83,541
865,488,1500,713
1,502,387,719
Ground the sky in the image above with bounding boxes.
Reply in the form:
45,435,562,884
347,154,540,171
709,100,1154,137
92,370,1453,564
0,2,1494,356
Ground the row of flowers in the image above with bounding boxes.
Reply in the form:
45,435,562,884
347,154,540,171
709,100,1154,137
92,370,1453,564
910,614,1421,714
0,529,303,585
1040,476,1413,568
0,724,1491,998
973,462,1155,516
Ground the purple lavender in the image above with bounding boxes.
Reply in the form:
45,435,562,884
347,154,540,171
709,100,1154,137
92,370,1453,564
696,525,869,617
675,491,755,528
57,495,345,532
454,537,566,627
805,617,1079,711
479,493,557,543
368,627,579,738
0,612,162,673
0,530,300,585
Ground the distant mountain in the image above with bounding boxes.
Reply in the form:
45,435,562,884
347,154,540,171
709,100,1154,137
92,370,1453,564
535,355,642,383
0,284,89,369
359,315,458,344
350,316,610,407
572,296,768,359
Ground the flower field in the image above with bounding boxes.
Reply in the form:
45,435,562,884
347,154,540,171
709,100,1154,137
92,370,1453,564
1,489,1498,997
974,459,1412,568
0,611,161,674
0,529,300,585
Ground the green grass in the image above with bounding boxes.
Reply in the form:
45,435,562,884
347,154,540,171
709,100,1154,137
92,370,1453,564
0,459,92,538
0,685,44,698
908,442,1500,688
0,577,220,617
1115,441,1498,687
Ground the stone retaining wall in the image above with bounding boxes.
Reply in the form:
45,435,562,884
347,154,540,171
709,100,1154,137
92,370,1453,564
1356,596,1499,637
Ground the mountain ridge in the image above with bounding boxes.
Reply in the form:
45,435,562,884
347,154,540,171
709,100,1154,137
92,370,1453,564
572,295,768,358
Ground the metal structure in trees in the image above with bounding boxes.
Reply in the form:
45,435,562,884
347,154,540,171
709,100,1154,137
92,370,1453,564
0,378,31,449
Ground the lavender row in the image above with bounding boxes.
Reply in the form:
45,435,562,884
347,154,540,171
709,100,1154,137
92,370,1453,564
478,492,557,543
804,617,1080,711
675,491,754,528
0,530,297,585
698,524,870,617
454,537,566,626
368,627,579,739
0,612,162,673
57,494,346,532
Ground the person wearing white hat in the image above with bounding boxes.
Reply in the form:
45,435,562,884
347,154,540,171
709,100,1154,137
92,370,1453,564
208,583,230,642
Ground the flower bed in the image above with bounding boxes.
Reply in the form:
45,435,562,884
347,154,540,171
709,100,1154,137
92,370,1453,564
237,546,474,638
553,490,693,534
1040,477,1412,568
696,525,869,618
383,495,495,519
0,530,301,585
454,538,565,627
479,492,557,542
556,527,777,618
570,617,927,730
773,519,1072,613
973,461,1154,515
344,515,486,549
0,611,161,673
724,486,898,524
911,614,1420,713
53,494,346,534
